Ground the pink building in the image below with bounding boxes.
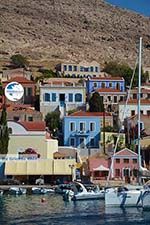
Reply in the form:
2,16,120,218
89,158,110,180
112,148,138,182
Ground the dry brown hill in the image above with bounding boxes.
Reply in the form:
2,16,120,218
0,0,150,67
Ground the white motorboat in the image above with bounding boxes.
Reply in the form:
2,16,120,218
142,182,150,210
63,182,105,201
105,187,143,207
32,187,54,194
9,187,27,195
0,190,3,195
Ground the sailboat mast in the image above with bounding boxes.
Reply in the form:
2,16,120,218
137,37,142,170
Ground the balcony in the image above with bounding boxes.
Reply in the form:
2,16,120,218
75,130,89,136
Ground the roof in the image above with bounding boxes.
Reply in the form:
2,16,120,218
18,121,46,131
93,165,109,171
114,148,138,157
89,77,124,81
89,158,109,172
119,99,150,105
69,111,112,117
3,76,35,85
95,88,124,93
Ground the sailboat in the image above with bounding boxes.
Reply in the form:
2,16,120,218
105,37,146,207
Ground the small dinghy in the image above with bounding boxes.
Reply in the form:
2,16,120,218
32,187,54,194
9,187,26,195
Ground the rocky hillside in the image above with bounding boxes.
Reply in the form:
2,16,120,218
0,0,150,67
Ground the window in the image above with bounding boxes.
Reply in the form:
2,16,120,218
116,159,120,163
108,96,111,101
68,65,72,71
8,127,12,134
116,82,120,90
131,110,135,116
123,158,129,163
123,168,130,177
133,93,137,99
114,96,117,103
141,93,143,98
90,138,95,147
75,93,82,102
73,66,77,71
70,138,75,147
13,116,19,121
120,96,124,101
101,82,105,88
28,116,33,121
109,82,112,88
70,122,75,131
90,66,93,72
140,110,143,114
84,67,89,72
80,122,85,131
27,87,32,96
68,93,73,102
90,122,95,131
93,82,97,88
133,159,137,164
147,110,150,116
64,65,67,71
44,93,50,102
52,93,56,102
80,66,84,72
115,169,120,177
95,66,98,72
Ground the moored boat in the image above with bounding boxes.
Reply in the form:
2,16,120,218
9,187,27,195
63,182,105,201
32,187,54,194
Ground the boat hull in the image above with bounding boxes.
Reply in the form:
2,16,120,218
142,191,150,210
105,188,143,207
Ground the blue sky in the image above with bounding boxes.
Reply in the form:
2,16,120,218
106,0,150,17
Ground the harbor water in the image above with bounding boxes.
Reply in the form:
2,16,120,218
0,194,150,225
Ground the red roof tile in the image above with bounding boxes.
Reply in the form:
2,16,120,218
3,76,35,84
95,88,124,93
119,99,150,105
89,77,124,81
69,111,112,117
18,121,46,131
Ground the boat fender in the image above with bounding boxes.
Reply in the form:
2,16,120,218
41,197,46,203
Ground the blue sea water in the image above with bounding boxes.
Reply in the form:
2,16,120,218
0,194,150,225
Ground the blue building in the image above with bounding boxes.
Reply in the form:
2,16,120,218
86,77,125,94
63,111,101,149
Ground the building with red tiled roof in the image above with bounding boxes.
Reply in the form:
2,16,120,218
86,76,126,113
3,76,36,106
118,99,150,123
0,103,42,122
1,68,32,82
8,120,46,135
127,87,150,101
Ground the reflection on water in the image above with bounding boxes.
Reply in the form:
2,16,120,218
0,195,150,225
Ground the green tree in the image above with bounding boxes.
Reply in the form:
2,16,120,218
45,111,60,136
0,107,9,155
35,69,57,82
10,54,29,68
89,92,104,112
103,61,149,87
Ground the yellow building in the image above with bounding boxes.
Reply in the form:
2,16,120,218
5,121,78,183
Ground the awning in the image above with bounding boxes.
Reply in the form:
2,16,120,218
93,165,109,171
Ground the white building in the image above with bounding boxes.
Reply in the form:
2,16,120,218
55,60,100,78
40,78,86,118
118,99,150,123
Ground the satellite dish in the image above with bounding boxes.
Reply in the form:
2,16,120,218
5,82,24,101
